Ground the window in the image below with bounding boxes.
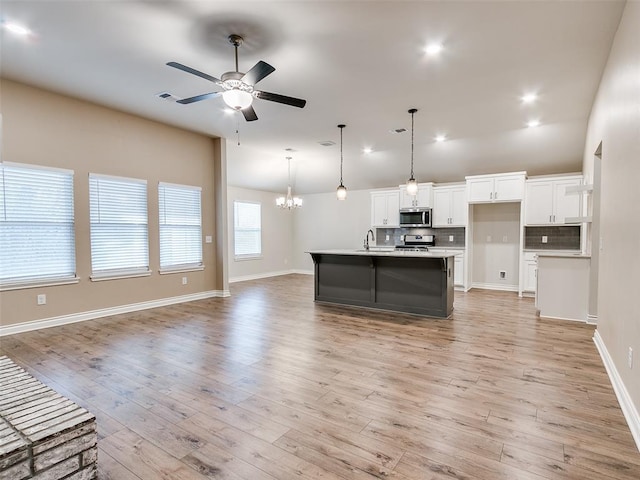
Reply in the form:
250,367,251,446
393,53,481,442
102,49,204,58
0,163,76,288
158,182,203,271
234,201,261,258
89,174,149,279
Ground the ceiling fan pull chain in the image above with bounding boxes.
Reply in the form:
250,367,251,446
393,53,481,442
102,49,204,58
236,116,241,146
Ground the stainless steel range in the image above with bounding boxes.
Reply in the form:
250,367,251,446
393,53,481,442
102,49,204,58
395,234,435,251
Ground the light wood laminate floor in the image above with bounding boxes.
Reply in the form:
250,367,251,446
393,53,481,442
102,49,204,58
1,274,639,479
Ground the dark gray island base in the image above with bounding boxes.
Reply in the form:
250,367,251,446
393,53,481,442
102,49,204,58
308,250,455,318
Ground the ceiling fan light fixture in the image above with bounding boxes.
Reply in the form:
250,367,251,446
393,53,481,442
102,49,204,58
222,89,253,110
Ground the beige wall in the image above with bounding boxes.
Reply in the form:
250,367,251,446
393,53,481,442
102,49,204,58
583,2,640,415
0,79,224,327
227,185,294,281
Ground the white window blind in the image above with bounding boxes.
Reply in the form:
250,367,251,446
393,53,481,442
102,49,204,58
159,182,202,271
89,174,149,278
0,163,76,286
234,201,261,257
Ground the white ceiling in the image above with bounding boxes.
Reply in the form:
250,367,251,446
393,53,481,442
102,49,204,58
0,1,625,194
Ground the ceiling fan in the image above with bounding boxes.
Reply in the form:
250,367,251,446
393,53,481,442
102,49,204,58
167,34,306,122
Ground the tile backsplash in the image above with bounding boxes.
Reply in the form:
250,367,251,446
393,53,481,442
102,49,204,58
375,227,466,248
524,225,581,250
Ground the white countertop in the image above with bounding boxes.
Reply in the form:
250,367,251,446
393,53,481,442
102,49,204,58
308,249,461,258
536,252,591,259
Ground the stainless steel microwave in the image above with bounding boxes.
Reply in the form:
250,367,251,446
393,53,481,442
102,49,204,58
399,208,432,227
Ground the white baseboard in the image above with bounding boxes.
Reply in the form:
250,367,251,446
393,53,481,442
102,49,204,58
0,290,226,337
471,282,519,292
593,330,640,452
587,314,598,325
229,269,313,283
539,314,586,323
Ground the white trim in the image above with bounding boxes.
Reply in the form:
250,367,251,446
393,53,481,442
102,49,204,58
587,314,598,325
2,161,74,175
593,330,640,452
291,269,313,275
539,314,586,323
229,269,312,284
89,172,147,184
234,255,263,262
159,181,202,191
0,276,80,292
159,266,204,275
470,282,519,292
0,290,226,337
90,270,152,282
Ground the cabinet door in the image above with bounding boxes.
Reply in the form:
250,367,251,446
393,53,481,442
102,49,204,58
553,179,581,224
454,255,464,287
416,185,432,208
432,189,452,227
525,182,554,225
494,175,525,201
524,260,537,292
385,192,400,226
399,188,415,209
467,178,494,203
449,187,468,226
371,193,388,226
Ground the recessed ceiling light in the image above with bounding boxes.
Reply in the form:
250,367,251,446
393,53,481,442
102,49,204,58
425,43,443,56
3,22,31,36
363,147,373,154
527,119,541,128
435,134,447,143
522,93,537,104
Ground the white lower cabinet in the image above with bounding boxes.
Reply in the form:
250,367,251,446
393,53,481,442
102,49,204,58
430,249,465,288
523,252,538,293
454,255,464,288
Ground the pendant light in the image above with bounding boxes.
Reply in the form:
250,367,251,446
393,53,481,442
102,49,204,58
276,156,302,209
336,124,347,200
406,108,418,196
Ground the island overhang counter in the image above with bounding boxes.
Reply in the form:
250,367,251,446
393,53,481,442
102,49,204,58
308,249,457,318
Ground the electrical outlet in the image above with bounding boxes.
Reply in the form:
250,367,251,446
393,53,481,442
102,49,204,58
386,235,390,241
629,347,633,369
182,277,188,285
205,235,212,244
502,235,508,242
449,235,454,242
37,294,46,305
541,236,548,244
499,271,506,279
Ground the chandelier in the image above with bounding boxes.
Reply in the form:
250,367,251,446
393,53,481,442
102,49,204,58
276,156,302,209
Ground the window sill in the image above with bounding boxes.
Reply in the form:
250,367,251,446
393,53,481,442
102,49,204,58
0,277,80,292
159,266,204,275
234,255,263,262
90,270,152,282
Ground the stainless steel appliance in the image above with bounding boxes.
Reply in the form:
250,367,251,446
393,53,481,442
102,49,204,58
395,234,435,251
399,207,432,227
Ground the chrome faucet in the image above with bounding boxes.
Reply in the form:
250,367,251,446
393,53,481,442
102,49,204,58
364,229,375,250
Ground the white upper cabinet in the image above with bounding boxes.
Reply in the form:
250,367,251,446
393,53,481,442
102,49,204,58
433,184,467,227
524,175,582,225
466,172,526,203
399,183,433,209
371,190,400,227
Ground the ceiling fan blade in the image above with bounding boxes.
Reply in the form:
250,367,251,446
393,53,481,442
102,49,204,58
242,105,258,122
241,61,275,85
254,90,306,108
166,62,223,85
177,92,221,104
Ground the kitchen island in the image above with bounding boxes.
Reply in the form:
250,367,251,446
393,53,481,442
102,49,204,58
308,249,457,318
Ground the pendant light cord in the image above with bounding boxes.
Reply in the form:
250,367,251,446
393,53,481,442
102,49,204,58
339,126,344,185
410,109,415,178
